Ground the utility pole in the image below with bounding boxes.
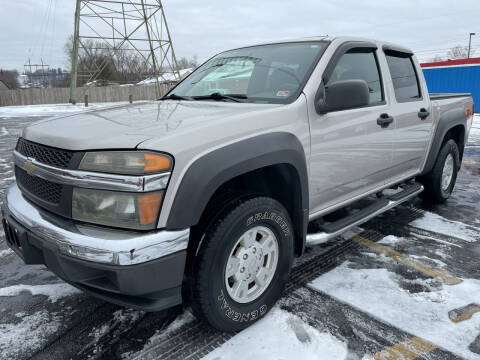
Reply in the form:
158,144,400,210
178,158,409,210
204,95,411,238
70,0,81,104
468,32,476,59
69,0,180,101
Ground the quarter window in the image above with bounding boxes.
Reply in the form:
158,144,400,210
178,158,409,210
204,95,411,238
327,49,384,105
385,51,421,102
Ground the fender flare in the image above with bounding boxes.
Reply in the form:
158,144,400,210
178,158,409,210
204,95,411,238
166,132,309,250
421,107,467,175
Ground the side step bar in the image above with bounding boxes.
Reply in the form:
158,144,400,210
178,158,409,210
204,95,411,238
306,182,424,246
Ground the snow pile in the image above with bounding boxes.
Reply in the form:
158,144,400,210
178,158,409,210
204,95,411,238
0,283,80,302
310,262,480,359
0,310,63,360
0,102,131,118
410,211,480,242
203,308,347,360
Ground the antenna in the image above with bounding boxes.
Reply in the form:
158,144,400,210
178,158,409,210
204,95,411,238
69,0,180,104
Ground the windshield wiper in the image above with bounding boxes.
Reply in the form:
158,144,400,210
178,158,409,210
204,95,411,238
193,93,248,103
159,93,193,101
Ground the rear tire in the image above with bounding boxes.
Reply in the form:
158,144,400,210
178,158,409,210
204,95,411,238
191,196,294,332
419,139,459,204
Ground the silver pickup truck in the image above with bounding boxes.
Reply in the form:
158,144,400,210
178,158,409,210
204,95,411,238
2,36,474,332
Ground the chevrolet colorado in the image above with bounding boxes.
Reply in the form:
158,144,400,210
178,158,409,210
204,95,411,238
1,36,474,332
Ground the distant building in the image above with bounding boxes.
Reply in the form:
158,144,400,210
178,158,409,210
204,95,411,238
0,80,10,90
421,58,480,112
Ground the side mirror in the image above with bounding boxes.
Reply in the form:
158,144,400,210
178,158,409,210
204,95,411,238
316,79,370,114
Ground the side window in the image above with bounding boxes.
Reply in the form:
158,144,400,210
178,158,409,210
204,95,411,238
385,51,421,102
327,49,383,105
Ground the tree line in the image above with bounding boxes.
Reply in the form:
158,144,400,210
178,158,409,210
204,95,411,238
65,37,198,86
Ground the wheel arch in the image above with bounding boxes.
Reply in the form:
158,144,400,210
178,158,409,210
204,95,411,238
421,107,467,175
166,132,309,257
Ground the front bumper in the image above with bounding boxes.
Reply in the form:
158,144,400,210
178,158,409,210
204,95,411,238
1,183,190,311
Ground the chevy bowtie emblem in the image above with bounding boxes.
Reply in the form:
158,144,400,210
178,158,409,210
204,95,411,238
24,160,36,176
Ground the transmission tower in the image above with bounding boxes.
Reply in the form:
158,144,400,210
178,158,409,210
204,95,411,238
69,0,180,104
24,58,50,88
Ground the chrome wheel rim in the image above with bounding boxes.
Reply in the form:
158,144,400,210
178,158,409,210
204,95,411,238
224,226,279,304
441,153,454,191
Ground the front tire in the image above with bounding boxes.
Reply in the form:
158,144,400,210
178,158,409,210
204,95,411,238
191,197,294,332
419,139,460,204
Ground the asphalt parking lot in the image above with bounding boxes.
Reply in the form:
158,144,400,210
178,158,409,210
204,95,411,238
1,109,479,360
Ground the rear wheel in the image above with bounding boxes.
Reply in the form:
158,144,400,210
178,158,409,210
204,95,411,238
191,197,294,332
419,139,460,204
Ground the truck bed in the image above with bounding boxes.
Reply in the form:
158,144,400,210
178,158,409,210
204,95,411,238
429,93,472,100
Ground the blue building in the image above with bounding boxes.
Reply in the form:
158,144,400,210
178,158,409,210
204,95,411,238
421,58,480,112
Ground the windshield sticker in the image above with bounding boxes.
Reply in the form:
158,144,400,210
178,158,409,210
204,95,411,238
276,90,290,97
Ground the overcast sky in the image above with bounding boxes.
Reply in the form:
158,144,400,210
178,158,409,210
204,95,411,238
1,0,480,71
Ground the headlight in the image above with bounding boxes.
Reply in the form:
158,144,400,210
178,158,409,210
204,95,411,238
72,188,163,230
79,151,172,175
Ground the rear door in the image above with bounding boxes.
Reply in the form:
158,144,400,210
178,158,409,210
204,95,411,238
309,42,396,216
383,48,433,177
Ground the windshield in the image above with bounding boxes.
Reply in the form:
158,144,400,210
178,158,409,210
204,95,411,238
168,41,329,104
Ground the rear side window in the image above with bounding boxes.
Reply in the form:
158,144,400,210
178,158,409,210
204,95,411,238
327,49,384,105
385,51,421,102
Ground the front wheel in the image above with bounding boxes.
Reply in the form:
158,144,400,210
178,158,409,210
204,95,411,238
419,139,460,204
191,197,294,332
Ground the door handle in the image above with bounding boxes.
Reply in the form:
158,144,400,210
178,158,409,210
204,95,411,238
418,108,430,120
377,113,394,128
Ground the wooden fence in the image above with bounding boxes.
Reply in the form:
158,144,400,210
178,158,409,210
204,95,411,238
0,83,175,107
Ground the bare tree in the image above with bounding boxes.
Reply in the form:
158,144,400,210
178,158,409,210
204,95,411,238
64,36,148,85
176,56,198,70
447,45,474,59
0,69,19,89
65,36,197,85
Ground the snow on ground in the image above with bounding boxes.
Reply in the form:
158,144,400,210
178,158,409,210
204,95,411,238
310,260,480,360
410,211,480,242
83,308,145,356
0,309,63,360
378,235,401,245
0,102,132,118
140,311,195,348
125,311,196,359
0,283,80,303
469,114,480,145
202,308,348,360
0,249,13,257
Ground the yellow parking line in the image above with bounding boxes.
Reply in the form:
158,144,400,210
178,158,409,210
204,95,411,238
351,235,462,286
371,337,436,360
449,304,480,323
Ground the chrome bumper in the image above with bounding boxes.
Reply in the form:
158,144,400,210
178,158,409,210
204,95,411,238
3,184,189,265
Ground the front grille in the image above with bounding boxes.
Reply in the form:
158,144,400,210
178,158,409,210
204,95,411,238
16,138,74,169
15,167,62,204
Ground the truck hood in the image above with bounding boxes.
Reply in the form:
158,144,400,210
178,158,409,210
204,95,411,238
22,101,280,151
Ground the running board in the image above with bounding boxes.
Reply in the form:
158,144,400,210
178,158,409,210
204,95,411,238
306,182,424,246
